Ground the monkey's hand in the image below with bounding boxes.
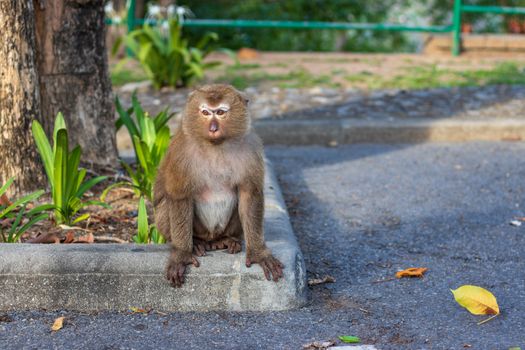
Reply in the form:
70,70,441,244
166,249,200,288
246,250,284,282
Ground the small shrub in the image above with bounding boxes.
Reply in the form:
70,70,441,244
0,178,52,243
125,18,221,89
133,196,165,244
32,113,108,226
110,95,174,201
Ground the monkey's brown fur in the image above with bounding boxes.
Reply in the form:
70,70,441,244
154,84,284,287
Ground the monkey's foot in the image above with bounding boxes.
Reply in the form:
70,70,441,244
193,237,208,257
246,253,284,282
208,237,242,254
166,250,200,288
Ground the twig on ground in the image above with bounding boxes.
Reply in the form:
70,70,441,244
477,314,499,325
308,275,336,286
93,235,127,243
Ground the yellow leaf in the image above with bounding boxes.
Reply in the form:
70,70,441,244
129,307,147,313
51,316,65,331
395,267,428,278
451,285,500,315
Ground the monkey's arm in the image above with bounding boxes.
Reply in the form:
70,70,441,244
238,179,284,282
154,139,198,288
165,197,199,287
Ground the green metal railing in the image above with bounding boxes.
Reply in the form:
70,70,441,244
107,0,525,56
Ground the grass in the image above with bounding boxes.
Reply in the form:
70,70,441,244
110,66,148,87
216,67,340,90
109,58,525,92
345,62,525,90
226,63,262,71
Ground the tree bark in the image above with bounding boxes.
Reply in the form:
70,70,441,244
0,1,46,196
34,0,117,165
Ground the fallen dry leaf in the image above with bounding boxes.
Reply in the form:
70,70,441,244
451,285,500,316
76,232,94,243
63,232,75,244
0,193,11,206
129,307,148,313
51,316,65,331
237,47,259,60
308,276,336,286
501,135,522,142
395,267,428,278
0,314,13,323
302,340,335,349
27,233,60,244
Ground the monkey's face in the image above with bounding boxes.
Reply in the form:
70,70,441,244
184,85,249,144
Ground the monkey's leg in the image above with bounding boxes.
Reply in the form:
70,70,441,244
208,210,242,254
192,216,212,256
165,198,199,288
239,184,284,282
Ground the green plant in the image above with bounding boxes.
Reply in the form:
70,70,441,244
110,64,148,86
0,178,52,243
125,18,221,88
32,113,108,226
110,95,174,200
133,196,165,244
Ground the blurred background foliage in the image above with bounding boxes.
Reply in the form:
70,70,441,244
177,0,525,52
112,0,525,52
176,0,412,52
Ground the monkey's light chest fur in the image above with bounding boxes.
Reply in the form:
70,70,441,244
195,186,237,233
191,141,249,235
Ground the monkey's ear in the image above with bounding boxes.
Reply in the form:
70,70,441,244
239,92,249,105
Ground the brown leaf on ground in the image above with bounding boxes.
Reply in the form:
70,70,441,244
76,232,94,243
0,314,13,323
63,232,75,244
51,316,65,331
27,233,60,244
0,194,12,206
302,340,336,349
308,276,336,286
395,267,428,278
237,48,259,60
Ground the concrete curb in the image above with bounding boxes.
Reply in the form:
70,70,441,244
0,161,307,312
254,118,525,145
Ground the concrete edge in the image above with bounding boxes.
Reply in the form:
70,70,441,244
0,160,307,312
254,118,525,145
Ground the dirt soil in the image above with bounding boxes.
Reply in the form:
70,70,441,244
205,51,525,89
18,172,141,244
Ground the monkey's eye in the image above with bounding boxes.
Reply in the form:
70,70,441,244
201,109,211,116
216,109,225,116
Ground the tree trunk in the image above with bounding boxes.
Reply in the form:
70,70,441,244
0,1,46,196
112,0,127,12
135,0,147,20
34,0,117,165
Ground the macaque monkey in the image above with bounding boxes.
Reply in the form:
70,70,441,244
154,84,284,287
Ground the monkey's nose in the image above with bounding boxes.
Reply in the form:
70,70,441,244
209,119,219,133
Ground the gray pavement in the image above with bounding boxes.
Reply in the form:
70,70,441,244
1,142,525,349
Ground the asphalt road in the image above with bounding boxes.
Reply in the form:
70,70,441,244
1,142,525,349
